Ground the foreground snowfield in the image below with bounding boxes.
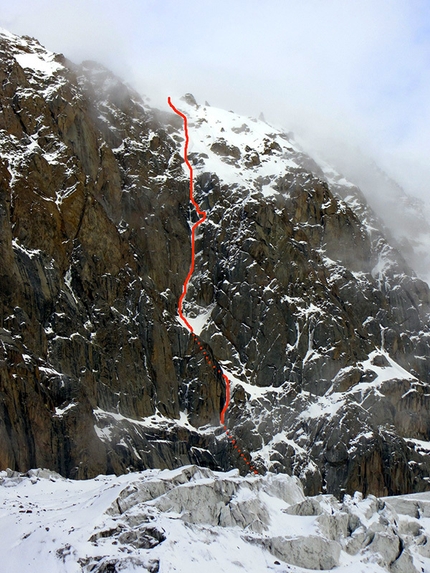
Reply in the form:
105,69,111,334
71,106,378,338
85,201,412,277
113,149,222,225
1,466,430,572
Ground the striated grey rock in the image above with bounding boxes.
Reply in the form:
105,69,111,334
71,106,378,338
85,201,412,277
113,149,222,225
366,531,401,567
267,535,341,570
284,497,323,516
390,549,418,573
316,511,349,541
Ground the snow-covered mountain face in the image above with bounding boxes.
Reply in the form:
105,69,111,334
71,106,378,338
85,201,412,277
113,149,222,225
1,29,430,498
1,465,430,573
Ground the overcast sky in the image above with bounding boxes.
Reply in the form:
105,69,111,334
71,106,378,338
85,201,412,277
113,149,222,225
1,0,430,199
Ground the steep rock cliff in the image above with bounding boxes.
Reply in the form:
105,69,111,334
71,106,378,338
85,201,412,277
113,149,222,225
0,30,224,478
1,29,430,496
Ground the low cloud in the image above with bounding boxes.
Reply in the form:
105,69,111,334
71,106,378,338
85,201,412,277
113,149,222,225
1,0,430,202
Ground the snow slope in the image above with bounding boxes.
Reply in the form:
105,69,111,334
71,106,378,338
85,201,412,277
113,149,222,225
179,94,313,196
1,465,429,573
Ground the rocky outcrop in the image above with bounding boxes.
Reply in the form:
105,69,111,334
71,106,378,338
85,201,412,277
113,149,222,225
1,29,430,497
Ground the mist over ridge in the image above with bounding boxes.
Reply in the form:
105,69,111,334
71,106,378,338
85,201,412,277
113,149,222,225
1,0,429,203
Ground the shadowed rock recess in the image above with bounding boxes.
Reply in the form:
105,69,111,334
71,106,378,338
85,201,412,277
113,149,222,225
1,30,430,497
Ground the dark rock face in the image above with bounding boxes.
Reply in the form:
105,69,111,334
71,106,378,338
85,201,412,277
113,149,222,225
1,30,430,497
186,153,430,493
0,34,223,478
210,138,241,160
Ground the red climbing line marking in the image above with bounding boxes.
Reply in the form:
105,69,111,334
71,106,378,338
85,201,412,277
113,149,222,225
167,96,206,333
220,373,230,425
168,96,258,475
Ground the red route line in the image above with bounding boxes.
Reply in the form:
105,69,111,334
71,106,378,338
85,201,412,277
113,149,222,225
167,97,206,333
167,96,258,475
